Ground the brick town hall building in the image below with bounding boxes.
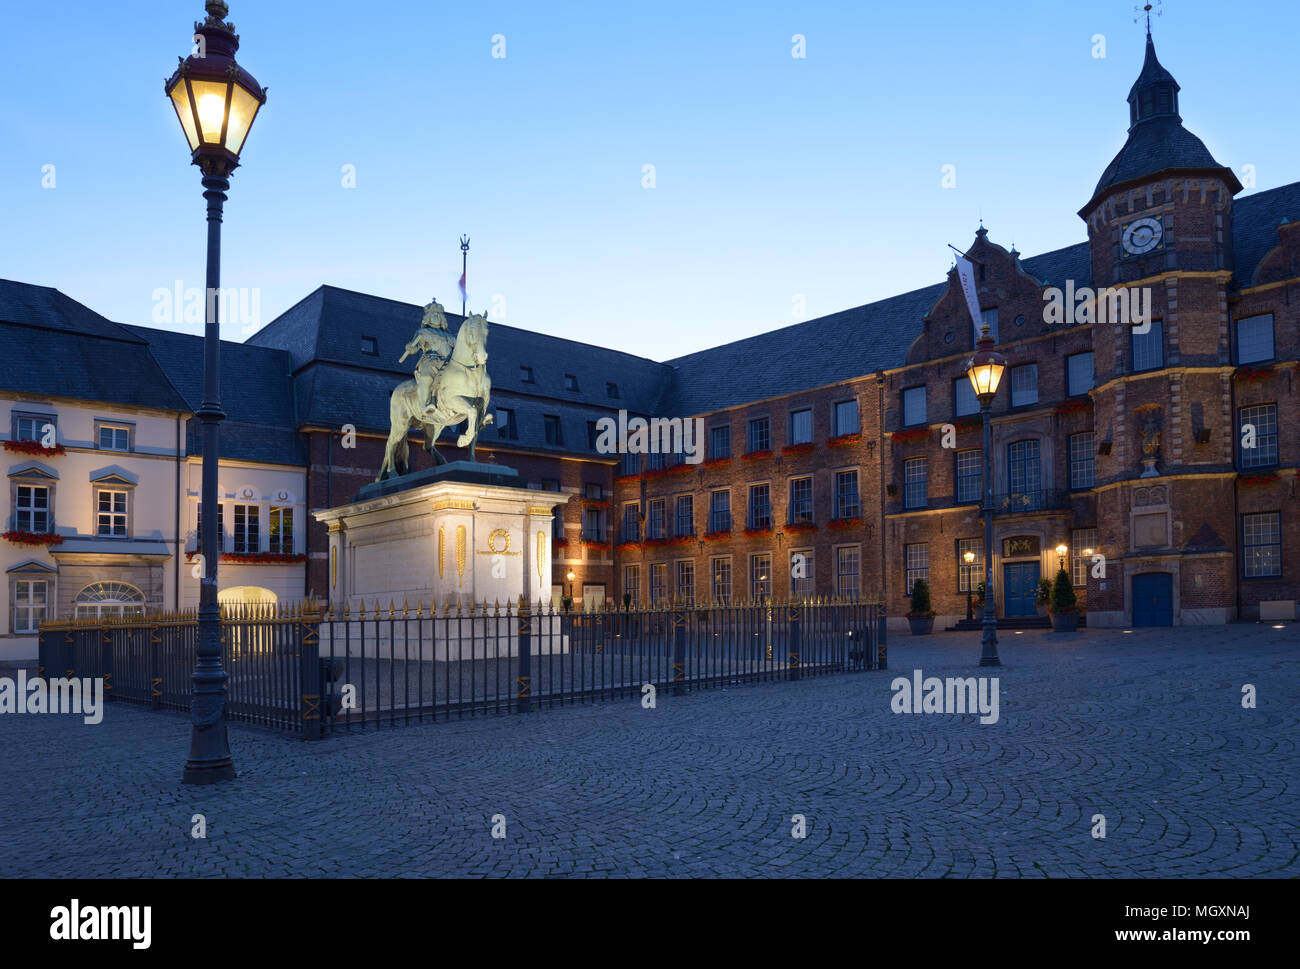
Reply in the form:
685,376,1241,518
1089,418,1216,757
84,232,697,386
2,33,1297,662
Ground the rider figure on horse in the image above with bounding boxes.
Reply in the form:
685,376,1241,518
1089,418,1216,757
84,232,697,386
399,299,456,423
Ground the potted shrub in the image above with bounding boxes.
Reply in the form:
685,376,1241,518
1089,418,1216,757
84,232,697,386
1050,567,1079,632
973,581,987,614
1035,578,1053,617
907,579,936,635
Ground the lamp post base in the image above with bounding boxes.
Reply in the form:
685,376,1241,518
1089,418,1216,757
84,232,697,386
182,759,237,785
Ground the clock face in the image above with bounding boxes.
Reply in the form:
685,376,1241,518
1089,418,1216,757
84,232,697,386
1123,216,1163,255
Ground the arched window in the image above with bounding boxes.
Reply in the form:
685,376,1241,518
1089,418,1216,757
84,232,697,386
75,581,145,620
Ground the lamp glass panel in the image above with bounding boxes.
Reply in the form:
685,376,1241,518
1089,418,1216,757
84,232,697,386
226,82,261,155
189,79,230,145
169,82,200,151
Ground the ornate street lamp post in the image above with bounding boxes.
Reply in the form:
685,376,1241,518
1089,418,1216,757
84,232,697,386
965,324,1007,667
1055,543,1069,573
963,549,976,621
565,570,576,612
166,0,266,784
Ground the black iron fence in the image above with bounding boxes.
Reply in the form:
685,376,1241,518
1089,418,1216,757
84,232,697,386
38,599,887,740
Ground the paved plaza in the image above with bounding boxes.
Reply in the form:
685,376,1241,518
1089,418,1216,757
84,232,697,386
1,625,1295,878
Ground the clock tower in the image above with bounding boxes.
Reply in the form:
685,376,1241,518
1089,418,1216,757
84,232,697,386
1076,27,1245,626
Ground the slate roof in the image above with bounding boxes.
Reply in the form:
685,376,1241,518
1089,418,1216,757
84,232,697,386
1230,183,1300,287
0,280,190,413
1092,116,1231,200
120,324,305,466
246,285,673,417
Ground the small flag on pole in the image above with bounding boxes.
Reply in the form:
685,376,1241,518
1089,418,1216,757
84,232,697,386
951,250,983,343
458,268,467,306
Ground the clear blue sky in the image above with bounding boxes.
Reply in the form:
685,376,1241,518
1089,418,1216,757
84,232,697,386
1,0,1293,360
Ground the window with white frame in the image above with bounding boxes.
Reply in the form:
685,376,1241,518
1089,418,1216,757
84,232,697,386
676,560,695,604
649,563,667,604
268,505,294,554
13,579,48,634
751,554,772,600
1238,403,1278,468
97,423,131,451
788,476,813,524
1069,432,1096,489
233,504,260,554
1235,314,1274,365
903,458,927,509
1242,513,1281,578
957,538,982,593
748,484,772,530
14,414,55,444
622,502,642,543
834,470,860,519
15,484,51,533
675,494,694,537
790,549,814,599
746,417,771,454
904,543,929,595
956,449,982,503
623,564,641,604
1071,528,1097,587
647,498,665,539
708,490,731,533
711,557,732,603
1010,363,1038,407
709,425,731,460
196,502,225,554
96,490,128,537
836,546,860,599
74,581,144,620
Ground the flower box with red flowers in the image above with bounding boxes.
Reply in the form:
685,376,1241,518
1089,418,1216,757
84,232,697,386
643,466,671,480
616,541,642,552
827,517,864,531
742,526,773,538
703,530,732,541
891,427,930,444
1239,472,1280,487
668,463,696,476
3,440,67,457
643,537,669,548
614,474,639,484
1054,397,1094,416
1233,365,1276,384
580,499,609,509
668,535,695,546
221,552,307,565
3,530,63,547
701,457,732,470
784,522,817,534
781,442,816,457
954,416,983,431
741,449,773,462
826,432,862,448
582,540,610,551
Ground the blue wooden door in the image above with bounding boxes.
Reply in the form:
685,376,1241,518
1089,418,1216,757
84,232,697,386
1132,573,1173,626
1003,562,1040,617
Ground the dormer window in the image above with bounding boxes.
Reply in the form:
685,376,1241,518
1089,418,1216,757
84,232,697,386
606,382,619,399
520,366,535,384
361,336,378,356
564,374,579,392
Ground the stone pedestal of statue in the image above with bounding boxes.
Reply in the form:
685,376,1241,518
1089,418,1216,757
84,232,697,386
313,464,572,659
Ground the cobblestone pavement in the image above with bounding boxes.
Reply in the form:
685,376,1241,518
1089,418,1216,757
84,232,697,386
1,625,1295,878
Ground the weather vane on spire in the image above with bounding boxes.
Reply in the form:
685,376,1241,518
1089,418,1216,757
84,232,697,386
1133,0,1162,33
